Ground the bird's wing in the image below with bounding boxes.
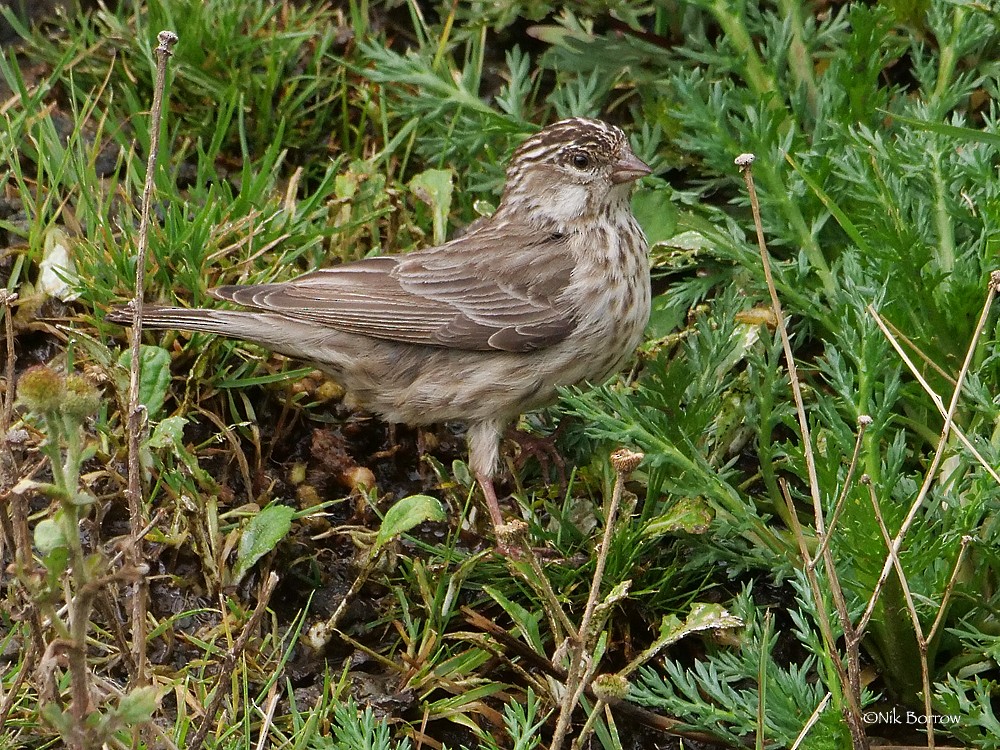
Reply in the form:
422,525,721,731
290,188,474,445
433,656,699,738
209,224,577,352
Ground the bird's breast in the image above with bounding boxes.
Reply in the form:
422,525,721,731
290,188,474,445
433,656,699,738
552,236,650,383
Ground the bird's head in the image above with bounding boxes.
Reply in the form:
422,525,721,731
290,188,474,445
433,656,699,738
497,117,651,228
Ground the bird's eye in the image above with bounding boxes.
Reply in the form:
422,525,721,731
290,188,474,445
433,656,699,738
571,153,591,169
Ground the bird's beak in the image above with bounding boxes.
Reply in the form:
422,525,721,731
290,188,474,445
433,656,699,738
610,151,652,184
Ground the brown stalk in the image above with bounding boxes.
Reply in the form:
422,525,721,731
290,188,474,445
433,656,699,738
780,481,865,745
857,274,998,639
868,305,1000,485
125,30,177,693
864,476,974,750
880,315,956,386
0,291,33,732
570,701,607,750
736,155,824,531
926,535,972,646
461,608,732,746
549,448,641,750
861,478,935,748
0,473,45,738
0,289,17,485
507,520,579,642
0,290,18,634
253,680,281,750
737,154,868,748
790,692,832,750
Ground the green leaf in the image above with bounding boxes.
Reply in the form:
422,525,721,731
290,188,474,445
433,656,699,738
641,497,714,537
113,686,160,725
646,293,687,341
217,366,314,388
631,184,678,247
485,584,546,656
622,603,742,677
525,23,594,49
373,494,445,552
408,168,453,245
785,152,870,256
231,504,295,585
117,345,172,418
40,703,74,735
681,602,742,634
452,459,472,487
590,582,633,640
147,415,188,449
34,517,65,555
42,547,70,588
886,110,1000,147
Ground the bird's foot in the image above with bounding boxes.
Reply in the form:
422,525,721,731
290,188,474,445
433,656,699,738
505,423,568,492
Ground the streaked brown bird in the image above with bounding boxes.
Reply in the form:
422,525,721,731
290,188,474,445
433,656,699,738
108,117,651,545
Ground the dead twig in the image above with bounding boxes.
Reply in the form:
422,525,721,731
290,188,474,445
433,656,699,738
858,274,998,639
549,448,642,750
125,29,177,693
0,289,18,487
737,153,868,748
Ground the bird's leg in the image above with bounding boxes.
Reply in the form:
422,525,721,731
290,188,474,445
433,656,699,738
475,471,529,558
475,470,506,533
468,420,529,555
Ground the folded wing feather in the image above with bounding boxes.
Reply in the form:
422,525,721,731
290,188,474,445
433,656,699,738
209,225,577,352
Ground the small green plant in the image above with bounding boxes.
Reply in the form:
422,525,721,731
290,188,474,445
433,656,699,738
12,365,158,747
631,583,857,745
322,699,413,750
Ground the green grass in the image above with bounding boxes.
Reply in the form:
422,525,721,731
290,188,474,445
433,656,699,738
2,0,1000,748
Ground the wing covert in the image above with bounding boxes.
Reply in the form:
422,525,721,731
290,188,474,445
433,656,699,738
209,226,576,352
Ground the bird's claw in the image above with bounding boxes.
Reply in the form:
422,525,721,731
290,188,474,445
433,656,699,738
506,424,568,492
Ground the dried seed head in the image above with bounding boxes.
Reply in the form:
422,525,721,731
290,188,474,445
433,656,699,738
857,414,873,427
734,153,756,167
592,673,630,701
610,448,643,475
495,519,529,549
6,428,28,445
157,30,178,49
62,374,101,421
17,366,65,413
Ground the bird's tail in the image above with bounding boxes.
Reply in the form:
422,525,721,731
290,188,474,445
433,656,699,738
106,304,269,340
106,304,354,375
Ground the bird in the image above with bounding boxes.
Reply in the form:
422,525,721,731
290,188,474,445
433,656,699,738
108,117,652,548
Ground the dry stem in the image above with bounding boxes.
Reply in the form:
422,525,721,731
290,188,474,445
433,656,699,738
862,479,934,748
737,154,868,748
780,482,865,744
125,29,177,693
0,291,27,731
549,449,641,750
0,290,17,486
858,278,997,638
868,306,1000,485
